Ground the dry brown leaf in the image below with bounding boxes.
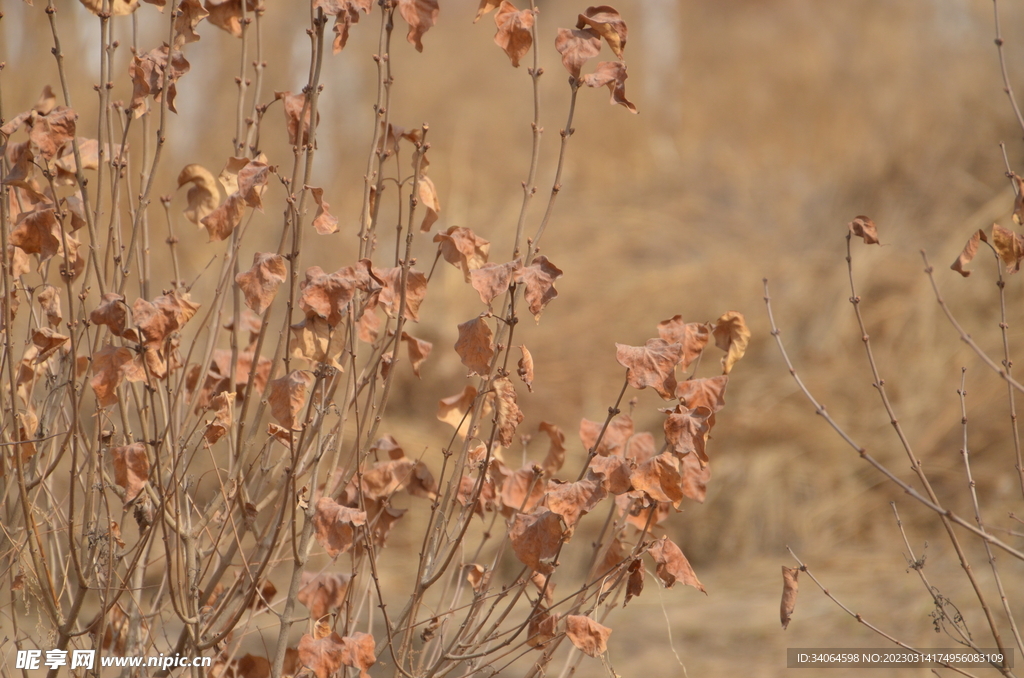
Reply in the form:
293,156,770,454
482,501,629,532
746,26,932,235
31,328,69,363
237,160,272,211
321,0,373,53
266,370,315,430
579,413,634,457
781,566,800,630
565,615,611,658
616,338,681,399
204,392,232,444
132,292,200,346
90,293,129,337
312,496,366,558
474,0,500,22
306,185,339,234
712,310,750,374
79,0,138,14
515,345,536,392
951,229,987,277
90,345,136,408
201,193,246,241
236,252,287,315
500,463,546,514
538,421,565,475
494,377,525,448
417,174,441,232
129,44,190,118
173,0,209,46
992,222,1024,273
675,375,728,413
434,226,490,281
656,316,710,370
177,164,220,225
36,285,62,327
217,156,250,194
464,563,488,592
588,454,631,494
297,631,344,678
455,316,494,376
581,61,637,113
544,476,606,528
397,0,439,52
526,609,559,648
555,27,601,80
1015,175,1024,226
576,5,627,59
204,0,263,38
630,453,683,506
437,385,479,436
274,90,318,147
292,317,344,372
848,215,879,245
509,509,563,573
11,208,60,262
337,633,375,678
648,536,705,593
112,443,149,504
515,255,562,319
663,405,711,465
377,266,428,322
28,107,78,161
625,558,644,605
300,266,356,326
400,331,432,377
494,1,535,67
354,456,437,501
470,260,521,307
298,571,352,620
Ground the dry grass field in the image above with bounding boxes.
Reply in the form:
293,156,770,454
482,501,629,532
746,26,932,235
4,1,1024,676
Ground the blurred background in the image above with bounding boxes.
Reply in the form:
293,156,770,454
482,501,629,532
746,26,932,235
5,0,1024,675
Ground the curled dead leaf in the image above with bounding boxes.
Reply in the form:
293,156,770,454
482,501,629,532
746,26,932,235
565,615,611,658
517,345,535,392
236,252,287,315
112,442,149,504
266,370,315,430
648,535,705,593
455,316,495,376
494,1,535,67
470,260,521,307
992,222,1024,273
951,229,986,277
493,377,525,447
581,61,637,113
555,27,601,80
848,215,879,245
576,5,627,59
177,164,220,225
781,566,800,630
656,316,710,371
434,226,491,281
712,311,750,374
509,509,562,574
298,571,352,620
544,476,606,528
675,375,728,413
312,496,367,558
616,338,681,399
538,421,565,475
515,255,562,319
397,0,439,52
